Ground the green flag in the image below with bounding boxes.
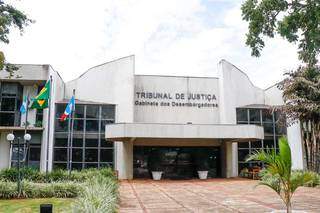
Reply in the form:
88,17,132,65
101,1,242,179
31,80,50,109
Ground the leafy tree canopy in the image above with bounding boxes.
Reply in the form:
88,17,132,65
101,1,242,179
0,0,32,73
242,0,320,66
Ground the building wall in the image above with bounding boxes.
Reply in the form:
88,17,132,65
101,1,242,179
40,66,65,172
65,55,135,179
0,64,49,81
0,132,10,169
134,76,219,124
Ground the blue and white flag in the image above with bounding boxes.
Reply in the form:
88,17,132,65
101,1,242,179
60,96,75,121
20,96,28,114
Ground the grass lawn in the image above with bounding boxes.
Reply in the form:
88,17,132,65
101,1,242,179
0,198,74,213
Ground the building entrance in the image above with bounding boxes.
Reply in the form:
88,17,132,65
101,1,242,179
133,146,221,179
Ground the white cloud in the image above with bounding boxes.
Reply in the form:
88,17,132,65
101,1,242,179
1,0,300,88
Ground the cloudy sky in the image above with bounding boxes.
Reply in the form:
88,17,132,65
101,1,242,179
2,0,300,88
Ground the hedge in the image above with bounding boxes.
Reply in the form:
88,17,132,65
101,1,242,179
0,168,118,200
0,181,81,199
0,167,115,183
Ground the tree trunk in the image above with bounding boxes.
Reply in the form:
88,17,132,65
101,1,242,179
301,120,320,172
286,202,292,213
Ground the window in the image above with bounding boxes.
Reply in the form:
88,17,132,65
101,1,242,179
236,108,248,124
0,82,23,126
249,109,261,124
10,132,42,169
236,108,287,173
53,104,115,170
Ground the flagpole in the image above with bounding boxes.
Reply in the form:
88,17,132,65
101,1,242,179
66,105,72,173
69,89,76,175
23,93,29,165
46,75,53,175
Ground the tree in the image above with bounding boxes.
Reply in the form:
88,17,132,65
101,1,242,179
247,137,319,213
242,0,320,66
242,0,320,172
0,0,32,77
279,66,320,172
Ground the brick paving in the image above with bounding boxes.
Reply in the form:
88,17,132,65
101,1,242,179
119,178,320,213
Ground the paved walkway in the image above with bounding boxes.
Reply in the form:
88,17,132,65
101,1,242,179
119,178,320,213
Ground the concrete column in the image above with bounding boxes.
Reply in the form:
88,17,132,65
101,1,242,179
0,132,11,169
115,141,133,179
225,142,238,178
231,142,238,177
287,121,305,170
40,107,54,172
220,142,226,178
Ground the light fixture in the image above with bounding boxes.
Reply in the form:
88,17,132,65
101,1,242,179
24,133,31,141
6,133,15,141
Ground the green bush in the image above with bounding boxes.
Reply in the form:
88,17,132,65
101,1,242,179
291,170,320,187
0,181,17,199
0,168,117,199
0,167,115,183
0,181,82,199
72,176,118,213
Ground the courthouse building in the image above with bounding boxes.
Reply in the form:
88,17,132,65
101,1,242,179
0,55,305,179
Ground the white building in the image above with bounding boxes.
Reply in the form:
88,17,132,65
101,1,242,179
0,56,305,179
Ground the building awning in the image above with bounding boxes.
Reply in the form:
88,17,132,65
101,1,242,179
105,123,264,145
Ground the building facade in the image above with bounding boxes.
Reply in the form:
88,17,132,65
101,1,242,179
0,56,305,179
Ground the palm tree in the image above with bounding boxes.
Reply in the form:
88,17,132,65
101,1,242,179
246,137,319,213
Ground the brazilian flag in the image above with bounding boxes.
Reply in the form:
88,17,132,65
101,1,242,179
31,80,51,109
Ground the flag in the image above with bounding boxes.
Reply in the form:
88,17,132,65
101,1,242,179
20,96,28,114
31,80,50,109
60,96,75,121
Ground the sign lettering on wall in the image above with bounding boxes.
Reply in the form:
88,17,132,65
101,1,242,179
134,91,218,108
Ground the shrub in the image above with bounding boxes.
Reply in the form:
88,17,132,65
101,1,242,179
0,181,82,199
0,181,17,199
0,167,115,183
72,176,118,213
0,167,45,182
291,170,320,187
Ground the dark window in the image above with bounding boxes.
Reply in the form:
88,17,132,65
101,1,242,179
264,139,275,149
0,113,15,126
29,147,41,161
249,109,261,123
1,98,15,111
101,140,114,148
86,105,99,119
0,82,23,126
262,110,273,123
72,137,83,148
238,142,249,149
55,104,66,118
55,138,68,147
263,122,274,135
73,119,84,131
101,105,115,119
237,108,287,174
251,141,262,148
101,149,113,162
85,149,98,162
72,149,83,162
55,120,69,132
238,149,249,162
86,120,99,132
85,138,99,147
236,108,248,123
72,163,82,170
54,104,115,170
54,148,68,161
74,105,85,119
